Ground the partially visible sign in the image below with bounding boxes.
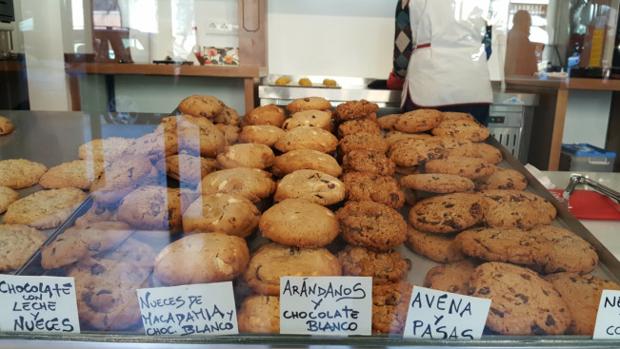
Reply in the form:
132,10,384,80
403,286,490,340
0,275,80,333
279,276,372,336
593,290,620,339
136,282,238,336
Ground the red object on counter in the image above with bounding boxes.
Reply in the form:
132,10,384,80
549,189,620,221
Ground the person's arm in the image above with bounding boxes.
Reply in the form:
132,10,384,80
388,0,412,90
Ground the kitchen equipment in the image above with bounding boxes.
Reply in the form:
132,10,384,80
563,174,620,202
561,143,617,171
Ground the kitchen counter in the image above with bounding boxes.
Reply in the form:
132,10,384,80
543,171,620,260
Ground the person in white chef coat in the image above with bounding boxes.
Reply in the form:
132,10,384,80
388,0,493,125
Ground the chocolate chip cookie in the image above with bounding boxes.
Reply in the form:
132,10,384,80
431,118,490,142
405,226,465,263
287,97,332,113
377,114,401,130
283,110,333,131
274,170,345,206
272,149,342,178
342,171,405,209
337,201,407,251
338,246,410,284
238,125,286,146
245,104,286,127
408,193,483,234
182,193,260,237
117,186,192,231
447,142,502,164
476,168,528,191
156,154,217,186
394,109,443,133
216,143,275,169
200,168,276,203
425,157,496,180
178,95,225,118
480,190,556,229
275,126,338,154
388,138,446,167
423,260,477,294
400,174,475,194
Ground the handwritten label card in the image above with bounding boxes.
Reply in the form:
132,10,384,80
403,286,490,340
279,276,372,336
0,275,80,333
136,282,238,336
593,290,620,339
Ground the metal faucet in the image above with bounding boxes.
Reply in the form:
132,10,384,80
563,174,620,203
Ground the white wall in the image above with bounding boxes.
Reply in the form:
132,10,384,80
562,91,612,148
268,0,396,79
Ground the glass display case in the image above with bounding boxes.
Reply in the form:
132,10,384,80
1,0,620,348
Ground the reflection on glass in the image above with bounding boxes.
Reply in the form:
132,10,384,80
505,10,539,76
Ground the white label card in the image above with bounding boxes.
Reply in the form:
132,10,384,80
279,276,372,336
136,282,238,336
593,290,620,339
403,286,490,340
0,275,80,333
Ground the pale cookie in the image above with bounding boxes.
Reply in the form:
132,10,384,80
245,104,286,127
216,124,240,144
239,125,285,146
388,138,446,167
432,118,490,142
182,193,260,237
447,142,502,164
244,243,342,295
476,168,528,191
178,95,225,118
154,233,250,285
39,160,104,190
342,150,396,176
4,188,87,229
156,154,218,186
342,171,405,209
425,156,496,180
545,272,620,335
159,115,225,157
117,186,194,231
213,106,240,126
274,170,345,206
275,126,338,154
121,130,178,160
0,225,46,272
283,110,333,131
272,149,342,177
384,131,433,147
335,100,378,121
408,193,483,234
339,132,389,154
377,114,401,130
287,97,332,113
238,295,280,334
0,186,19,214
394,109,443,133
337,201,407,251
469,262,571,335
41,221,134,270
400,174,474,194
480,189,556,229
338,246,411,284
78,137,132,163
423,260,477,294
217,143,275,170
405,226,465,263
74,204,116,227
260,198,340,248
200,168,275,203
0,159,48,189
0,116,15,135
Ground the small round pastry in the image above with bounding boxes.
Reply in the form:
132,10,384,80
342,150,396,176
0,186,19,214
339,132,389,154
425,156,496,180
178,95,225,118
408,193,484,234
274,126,338,154
78,137,132,163
335,100,379,121
238,295,280,334
0,115,15,135
400,173,475,194
432,118,490,142
154,233,250,285
117,186,189,231
239,125,285,146
298,77,312,87
260,198,339,247
0,224,46,272
39,160,104,190
200,168,276,203
388,138,446,167
155,154,218,186
283,109,332,131
244,243,342,295
4,188,87,229
337,201,407,251
338,118,381,137
213,106,240,126
286,97,332,113
476,168,527,191
0,159,48,189
182,193,260,237
216,143,275,169
342,172,405,209
323,78,337,87
245,104,286,127
274,170,345,206
394,109,444,133
215,124,240,144
272,149,342,177
338,246,410,284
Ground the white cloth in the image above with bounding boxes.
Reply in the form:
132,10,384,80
402,0,493,107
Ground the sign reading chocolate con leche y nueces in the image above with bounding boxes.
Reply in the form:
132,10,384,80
136,282,238,336
0,275,80,333
279,276,372,336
